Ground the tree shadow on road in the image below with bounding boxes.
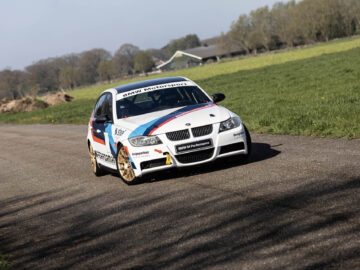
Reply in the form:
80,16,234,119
0,172,359,269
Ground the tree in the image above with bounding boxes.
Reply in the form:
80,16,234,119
147,49,168,61
248,29,265,54
0,69,29,99
217,32,232,57
113,43,139,77
249,6,273,51
79,48,111,84
271,1,299,47
134,51,154,74
166,34,201,56
59,66,79,89
97,60,114,83
26,59,60,94
229,15,251,54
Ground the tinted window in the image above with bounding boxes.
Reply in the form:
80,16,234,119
116,86,211,119
94,94,107,117
102,93,113,117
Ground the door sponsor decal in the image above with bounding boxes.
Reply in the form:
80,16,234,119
95,151,116,164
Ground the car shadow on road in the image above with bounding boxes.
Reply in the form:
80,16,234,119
141,142,281,183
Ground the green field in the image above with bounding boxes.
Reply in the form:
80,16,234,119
1,37,360,138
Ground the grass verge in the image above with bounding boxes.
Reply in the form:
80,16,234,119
69,36,360,100
0,37,359,139
198,47,360,139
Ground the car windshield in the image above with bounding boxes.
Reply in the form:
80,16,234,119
116,86,211,119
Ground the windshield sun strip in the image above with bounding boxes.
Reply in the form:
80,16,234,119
116,81,196,101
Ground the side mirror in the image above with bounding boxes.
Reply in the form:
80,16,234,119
212,93,226,103
95,115,112,124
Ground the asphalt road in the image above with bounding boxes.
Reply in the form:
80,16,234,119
0,124,359,270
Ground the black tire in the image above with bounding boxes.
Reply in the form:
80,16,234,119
243,124,252,159
89,143,105,176
237,124,252,162
116,145,137,184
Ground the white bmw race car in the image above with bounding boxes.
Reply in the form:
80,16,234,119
87,77,251,184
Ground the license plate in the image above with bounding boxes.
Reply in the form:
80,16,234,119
176,139,212,153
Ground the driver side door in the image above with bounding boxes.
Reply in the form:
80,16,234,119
91,93,112,163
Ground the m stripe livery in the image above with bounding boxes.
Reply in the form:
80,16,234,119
129,102,215,138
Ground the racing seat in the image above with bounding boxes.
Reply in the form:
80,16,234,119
159,90,182,107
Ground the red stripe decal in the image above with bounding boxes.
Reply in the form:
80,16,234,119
148,103,216,135
91,129,105,145
89,112,94,127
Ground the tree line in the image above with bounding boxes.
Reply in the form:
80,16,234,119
218,0,360,55
1,0,360,99
0,33,202,99
0,44,158,99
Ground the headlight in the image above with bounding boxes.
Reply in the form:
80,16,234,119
129,135,162,147
219,117,241,133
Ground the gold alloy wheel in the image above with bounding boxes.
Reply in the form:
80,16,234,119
117,146,136,182
89,144,97,173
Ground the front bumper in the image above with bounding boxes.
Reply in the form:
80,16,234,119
125,123,249,177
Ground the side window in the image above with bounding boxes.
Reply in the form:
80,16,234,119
94,95,107,117
102,93,113,118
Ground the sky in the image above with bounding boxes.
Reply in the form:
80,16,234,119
0,0,284,70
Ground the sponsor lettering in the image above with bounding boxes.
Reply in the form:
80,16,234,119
114,128,125,136
95,151,116,164
117,81,195,100
176,139,212,153
132,151,150,157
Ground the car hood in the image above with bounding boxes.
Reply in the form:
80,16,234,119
117,103,231,138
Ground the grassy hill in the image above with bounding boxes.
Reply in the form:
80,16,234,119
1,37,359,138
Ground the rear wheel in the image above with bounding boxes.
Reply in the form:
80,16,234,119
89,143,104,176
116,146,137,184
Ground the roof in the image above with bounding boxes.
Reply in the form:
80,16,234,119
114,77,187,94
157,44,244,69
184,45,218,59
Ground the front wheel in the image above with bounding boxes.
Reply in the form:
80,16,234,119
116,146,137,184
238,124,252,162
244,124,252,158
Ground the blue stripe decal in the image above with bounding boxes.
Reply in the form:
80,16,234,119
105,123,117,156
128,103,213,138
128,118,159,138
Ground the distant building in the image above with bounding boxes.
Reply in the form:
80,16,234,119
156,44,245,71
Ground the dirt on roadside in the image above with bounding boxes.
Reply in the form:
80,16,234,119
0,97,48,113
0,91,74,113
42,91,74,106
